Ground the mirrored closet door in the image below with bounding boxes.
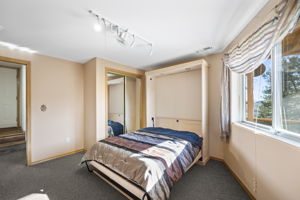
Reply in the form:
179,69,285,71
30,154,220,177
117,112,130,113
107,73,125,136
107,72,141,137
125,76,141,133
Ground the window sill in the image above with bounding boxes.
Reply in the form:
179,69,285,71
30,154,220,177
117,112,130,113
232,122,300,148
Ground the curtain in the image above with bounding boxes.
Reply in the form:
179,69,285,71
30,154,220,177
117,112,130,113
220,0,300,139
224,0,300,74
220,62,231,140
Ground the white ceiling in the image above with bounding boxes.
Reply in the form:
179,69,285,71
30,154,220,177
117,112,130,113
0,0,268,69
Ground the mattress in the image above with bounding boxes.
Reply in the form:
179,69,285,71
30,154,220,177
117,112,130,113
81,127,202,200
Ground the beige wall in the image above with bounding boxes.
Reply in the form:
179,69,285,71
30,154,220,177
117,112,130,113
0,46,84,163
83,58,97,151
226,123,300,200
203,53,225,159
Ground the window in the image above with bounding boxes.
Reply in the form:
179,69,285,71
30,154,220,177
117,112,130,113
281,24,300,134
243,21,300,136
244,57,272,127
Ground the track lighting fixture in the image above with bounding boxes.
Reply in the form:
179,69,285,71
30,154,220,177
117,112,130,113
89,10,153,55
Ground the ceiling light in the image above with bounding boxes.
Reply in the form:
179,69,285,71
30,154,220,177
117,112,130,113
93,23,102,32
88,10,104,32
93,16,105,32
89,10,153,55
0,41,37,53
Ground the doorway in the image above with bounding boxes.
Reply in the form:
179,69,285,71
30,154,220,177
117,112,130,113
0,56,31,165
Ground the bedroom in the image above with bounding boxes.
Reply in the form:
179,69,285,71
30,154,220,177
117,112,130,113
0,0,300,200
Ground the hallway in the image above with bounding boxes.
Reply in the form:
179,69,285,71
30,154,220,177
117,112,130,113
0,127,25,148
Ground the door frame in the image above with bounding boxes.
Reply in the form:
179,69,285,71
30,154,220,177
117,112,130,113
105,67,144,136
0,56,31,166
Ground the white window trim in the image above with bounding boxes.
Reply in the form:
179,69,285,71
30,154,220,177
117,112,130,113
240,42,300,144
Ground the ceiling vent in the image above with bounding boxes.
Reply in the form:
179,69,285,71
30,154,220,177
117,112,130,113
203,46,213,51
196,46,213,54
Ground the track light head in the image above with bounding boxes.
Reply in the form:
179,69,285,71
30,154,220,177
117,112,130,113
93,23,102,32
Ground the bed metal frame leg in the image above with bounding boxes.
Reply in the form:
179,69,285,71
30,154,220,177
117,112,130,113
84,161,151,200
85,161,93,173
142,192,151,200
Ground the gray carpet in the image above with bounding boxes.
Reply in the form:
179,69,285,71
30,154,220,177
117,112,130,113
0,144,250,200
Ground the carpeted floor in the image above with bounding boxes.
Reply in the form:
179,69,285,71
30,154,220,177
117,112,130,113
0,144,250,200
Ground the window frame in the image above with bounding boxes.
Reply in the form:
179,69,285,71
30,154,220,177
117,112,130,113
241,42,300,141
241,54,274,132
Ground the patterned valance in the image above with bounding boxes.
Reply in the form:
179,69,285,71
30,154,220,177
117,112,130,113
224,0,300,74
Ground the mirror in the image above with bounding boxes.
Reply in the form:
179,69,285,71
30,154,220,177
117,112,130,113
107,72,141,137
107,73,125,136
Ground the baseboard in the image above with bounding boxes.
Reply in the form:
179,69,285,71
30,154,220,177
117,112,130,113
29,149,85,166
209,156,224,162
209,156,256,200
196,156,210,166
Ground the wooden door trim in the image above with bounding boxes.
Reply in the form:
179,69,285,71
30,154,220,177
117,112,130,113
16,68,20,128
0,56,31,166
105,67,145,136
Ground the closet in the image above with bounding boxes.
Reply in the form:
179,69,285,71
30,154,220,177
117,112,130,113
145,59,209,163
106,71,142,136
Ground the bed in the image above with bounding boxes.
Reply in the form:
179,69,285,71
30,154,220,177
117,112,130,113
81,127,203,200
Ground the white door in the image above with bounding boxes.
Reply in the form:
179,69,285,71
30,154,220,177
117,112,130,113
0,67,18,128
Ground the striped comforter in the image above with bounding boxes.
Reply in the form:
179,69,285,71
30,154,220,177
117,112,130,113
81,127,202,200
